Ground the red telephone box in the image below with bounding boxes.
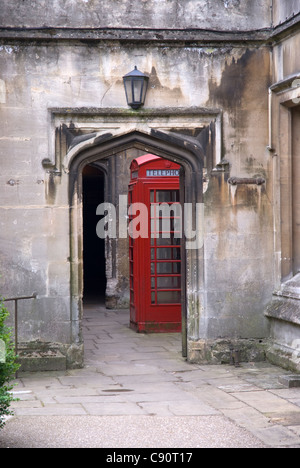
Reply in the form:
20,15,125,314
128,154,182,333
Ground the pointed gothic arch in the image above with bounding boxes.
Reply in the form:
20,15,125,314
67,129,205,361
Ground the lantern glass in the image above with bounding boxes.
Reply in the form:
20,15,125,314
133,78,143,103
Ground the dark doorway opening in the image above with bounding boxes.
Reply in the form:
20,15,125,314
82,164,106,302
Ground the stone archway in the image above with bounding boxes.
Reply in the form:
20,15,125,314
66,128,204,362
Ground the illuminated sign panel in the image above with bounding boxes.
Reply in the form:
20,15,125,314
146,169,180,177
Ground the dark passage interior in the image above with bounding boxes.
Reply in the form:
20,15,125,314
82,164,106,301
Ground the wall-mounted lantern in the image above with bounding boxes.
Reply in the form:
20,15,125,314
123,66,149,110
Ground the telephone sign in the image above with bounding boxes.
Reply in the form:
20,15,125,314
128,154,182,333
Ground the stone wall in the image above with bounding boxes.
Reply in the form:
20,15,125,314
264,23,300,373
273,0,300,27
0,0,271,31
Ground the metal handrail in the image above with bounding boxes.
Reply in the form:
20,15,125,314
3,294,37,358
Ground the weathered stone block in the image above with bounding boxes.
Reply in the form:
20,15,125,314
18,350,67,373
188,338,268,365
279,375,300,388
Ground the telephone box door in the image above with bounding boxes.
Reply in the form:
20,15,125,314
129,154,182,333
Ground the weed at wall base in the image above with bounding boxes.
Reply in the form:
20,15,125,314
0,297,20,429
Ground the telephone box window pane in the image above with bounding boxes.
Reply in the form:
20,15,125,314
151,277,155,288
156,190,180,202
157,276,181,289
151,204,181,218
156,247,180,260
151,236,181,246
157,291,181,304
157,217,180,233
156,262,181,274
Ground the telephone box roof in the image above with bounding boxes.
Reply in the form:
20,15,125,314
130,154,161,167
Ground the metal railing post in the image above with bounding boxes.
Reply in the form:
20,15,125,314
3,294,37,377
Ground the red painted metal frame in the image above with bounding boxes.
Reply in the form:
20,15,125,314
129,154,182,333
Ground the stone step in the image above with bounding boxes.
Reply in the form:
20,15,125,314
279,375,300,388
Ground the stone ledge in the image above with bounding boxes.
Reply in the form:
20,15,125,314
266,343,300,374
0,26,271,44
18,350,67,373
280,273,300,299
265,297,300,326
17,341,83,372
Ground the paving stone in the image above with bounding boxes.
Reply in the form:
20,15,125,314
253,425,300,447
167,400,219,416
230,391,300,415
269,388,300,401
266,412,300,426
82,402,145,415
124,391,189,403
221,406,272,430
288,425,300,437
10,400,43,409
216,381,261,393
13,405,87,416
189,385,249,411
137,401,176,416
